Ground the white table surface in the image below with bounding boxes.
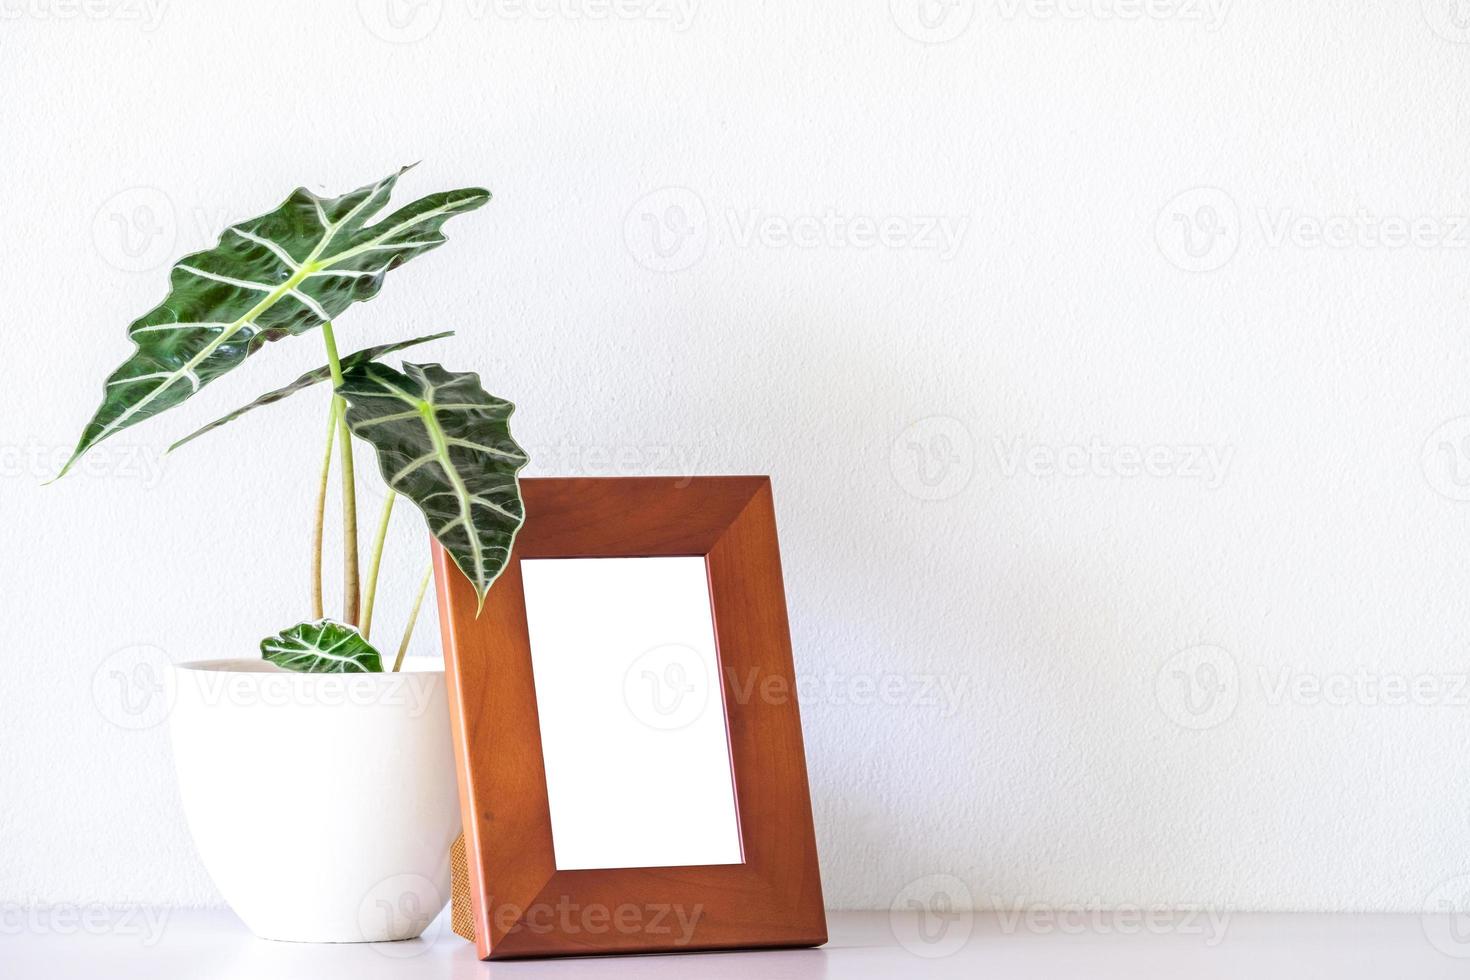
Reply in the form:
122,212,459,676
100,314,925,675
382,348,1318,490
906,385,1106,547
5,908,1469,978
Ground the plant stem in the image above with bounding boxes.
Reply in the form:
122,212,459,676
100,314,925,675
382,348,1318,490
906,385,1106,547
360,491,396,641
393,564,434,672
309,402,337,620
321,320,360,625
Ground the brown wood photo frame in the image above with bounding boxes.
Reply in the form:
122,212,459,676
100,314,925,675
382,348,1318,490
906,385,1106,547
432,476,827,960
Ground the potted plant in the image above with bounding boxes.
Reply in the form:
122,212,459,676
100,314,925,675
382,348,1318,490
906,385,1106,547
54,168,525,942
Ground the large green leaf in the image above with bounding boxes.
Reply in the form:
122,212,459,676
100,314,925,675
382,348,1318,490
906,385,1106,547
55,169,489,479
261,619,383,673
338,361,527,610
168,330,454,452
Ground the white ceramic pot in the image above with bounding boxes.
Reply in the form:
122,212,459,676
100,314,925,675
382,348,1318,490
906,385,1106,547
168,658,460,943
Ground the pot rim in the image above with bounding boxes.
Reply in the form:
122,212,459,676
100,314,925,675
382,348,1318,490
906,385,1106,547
171,656,444,676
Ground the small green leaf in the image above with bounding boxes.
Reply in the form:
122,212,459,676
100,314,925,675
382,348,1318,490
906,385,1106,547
261,619,383,673
338,361,527,610
168,330,454,452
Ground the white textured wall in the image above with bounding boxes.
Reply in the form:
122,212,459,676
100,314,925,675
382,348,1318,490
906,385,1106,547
4,1,1470,914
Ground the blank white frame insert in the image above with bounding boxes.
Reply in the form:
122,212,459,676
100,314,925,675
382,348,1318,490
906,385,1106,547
520,556,743,871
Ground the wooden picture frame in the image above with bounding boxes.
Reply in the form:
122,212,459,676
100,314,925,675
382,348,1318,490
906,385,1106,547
433,476,827,959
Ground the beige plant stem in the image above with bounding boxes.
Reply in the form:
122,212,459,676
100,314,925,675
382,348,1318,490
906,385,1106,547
309,403,338,620
320,320,360,625
360,491,397,641
393,565,434,672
